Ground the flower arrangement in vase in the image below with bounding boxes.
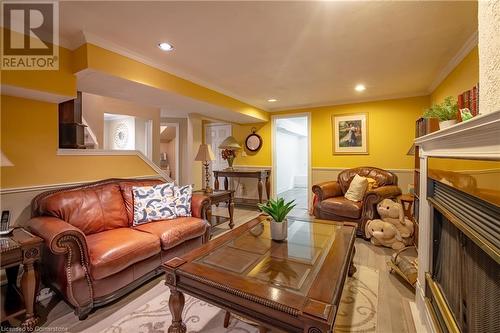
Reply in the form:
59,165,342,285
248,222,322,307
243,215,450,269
221,149,236,169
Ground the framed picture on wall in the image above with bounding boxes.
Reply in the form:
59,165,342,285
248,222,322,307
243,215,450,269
332,113,368,154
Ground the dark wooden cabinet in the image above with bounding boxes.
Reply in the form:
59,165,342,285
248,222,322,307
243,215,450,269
58,91,86,149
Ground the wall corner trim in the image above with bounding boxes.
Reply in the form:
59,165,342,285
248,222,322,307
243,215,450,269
56,149,168,179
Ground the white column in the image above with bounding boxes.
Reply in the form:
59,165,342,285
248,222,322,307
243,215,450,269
478,0,500,114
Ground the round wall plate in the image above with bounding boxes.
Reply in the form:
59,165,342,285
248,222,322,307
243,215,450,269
245,132,262,152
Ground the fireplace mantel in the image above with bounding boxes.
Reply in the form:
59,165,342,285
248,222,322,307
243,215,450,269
413,110,500,333
415,110,500,159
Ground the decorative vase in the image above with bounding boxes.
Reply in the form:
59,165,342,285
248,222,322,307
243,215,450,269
270,218,288,241
227,156,234,169
439,119,458,129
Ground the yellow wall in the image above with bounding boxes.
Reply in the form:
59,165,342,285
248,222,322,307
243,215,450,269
431,47,479,104
1,96,157,189
233,96,429,169
1,29,76,98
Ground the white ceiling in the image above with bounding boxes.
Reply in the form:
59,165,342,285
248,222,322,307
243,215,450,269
60,1,477,111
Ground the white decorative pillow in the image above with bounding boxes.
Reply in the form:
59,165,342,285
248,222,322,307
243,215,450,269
345,174,368,202
173,184,193,217
132,182,176,226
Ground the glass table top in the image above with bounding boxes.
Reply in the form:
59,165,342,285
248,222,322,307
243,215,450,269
195,218,342,295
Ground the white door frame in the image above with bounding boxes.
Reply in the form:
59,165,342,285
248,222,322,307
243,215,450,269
271,112,312,208
204,122,232,171
164,122,180,184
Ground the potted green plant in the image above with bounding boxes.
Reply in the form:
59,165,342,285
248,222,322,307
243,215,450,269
423,96,458,129
258,198,296,241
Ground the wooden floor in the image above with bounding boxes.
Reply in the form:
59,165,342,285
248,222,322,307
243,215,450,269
34,206,417,333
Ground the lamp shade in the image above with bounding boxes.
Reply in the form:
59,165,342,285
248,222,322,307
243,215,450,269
0,151,14,167
218,136,241,150
195,144,215,161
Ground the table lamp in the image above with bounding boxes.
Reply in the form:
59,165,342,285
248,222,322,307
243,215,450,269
195,144,215,192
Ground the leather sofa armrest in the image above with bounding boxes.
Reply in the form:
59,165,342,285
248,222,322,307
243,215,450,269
362,185,402,221
312,181,343,201
26,216,89,258
364,185,402,201
191,193,210,219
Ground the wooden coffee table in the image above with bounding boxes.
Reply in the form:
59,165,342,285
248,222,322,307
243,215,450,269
163,216,357,333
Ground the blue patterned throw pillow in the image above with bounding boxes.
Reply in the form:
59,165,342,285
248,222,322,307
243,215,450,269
173,184,193,217
132,183,176,226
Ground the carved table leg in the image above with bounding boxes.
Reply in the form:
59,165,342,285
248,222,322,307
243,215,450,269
168,288,186,333
206,204,213,225
20,262,39,330
214,174,219,190
257,177,263,203
228,197,234,229
348,246,357,277
265,174,270,200
214,176,220,207
224,176,229,190
223,311,231,328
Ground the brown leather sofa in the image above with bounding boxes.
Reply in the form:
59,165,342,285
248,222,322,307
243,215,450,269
26,178,210,319
312,167,401,236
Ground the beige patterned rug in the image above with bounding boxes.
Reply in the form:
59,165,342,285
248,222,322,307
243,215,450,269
88,265,378,333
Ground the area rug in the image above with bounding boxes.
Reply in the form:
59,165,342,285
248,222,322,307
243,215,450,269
91,265,378,333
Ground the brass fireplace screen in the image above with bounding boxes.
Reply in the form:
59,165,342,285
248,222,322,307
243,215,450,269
426,157,500,333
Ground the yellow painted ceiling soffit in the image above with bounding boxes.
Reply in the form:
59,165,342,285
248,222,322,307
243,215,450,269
74,43,269,122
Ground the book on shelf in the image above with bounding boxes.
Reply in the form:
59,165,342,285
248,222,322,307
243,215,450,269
415,117,439,137
458,83,479,117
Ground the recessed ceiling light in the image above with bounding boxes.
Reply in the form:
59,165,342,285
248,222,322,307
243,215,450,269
267,98,277,102
158,42,174,52
355,84,366,92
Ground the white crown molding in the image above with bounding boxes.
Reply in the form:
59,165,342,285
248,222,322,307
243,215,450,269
268,91,429,113
427,31,478,94
1,84,75,104
0,175,161,195
73,31,268,112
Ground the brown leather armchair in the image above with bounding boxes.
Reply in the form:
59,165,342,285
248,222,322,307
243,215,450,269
26,178,210,319
312,167,402,236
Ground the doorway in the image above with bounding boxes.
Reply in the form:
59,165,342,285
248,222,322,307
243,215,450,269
272,114,311,216
160,123,180,183
204,123,232,187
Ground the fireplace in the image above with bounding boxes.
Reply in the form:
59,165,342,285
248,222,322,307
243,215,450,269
425,160,500,333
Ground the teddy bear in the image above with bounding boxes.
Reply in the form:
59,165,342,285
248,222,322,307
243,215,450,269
376,198,414,238
365,219,406,250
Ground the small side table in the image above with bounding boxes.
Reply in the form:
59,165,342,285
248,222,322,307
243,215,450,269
399,194,415,220
193,190,234,231
1,228,43,329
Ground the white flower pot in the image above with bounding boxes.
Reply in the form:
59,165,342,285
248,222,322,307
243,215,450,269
439,119,458,129
270,219,288,241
